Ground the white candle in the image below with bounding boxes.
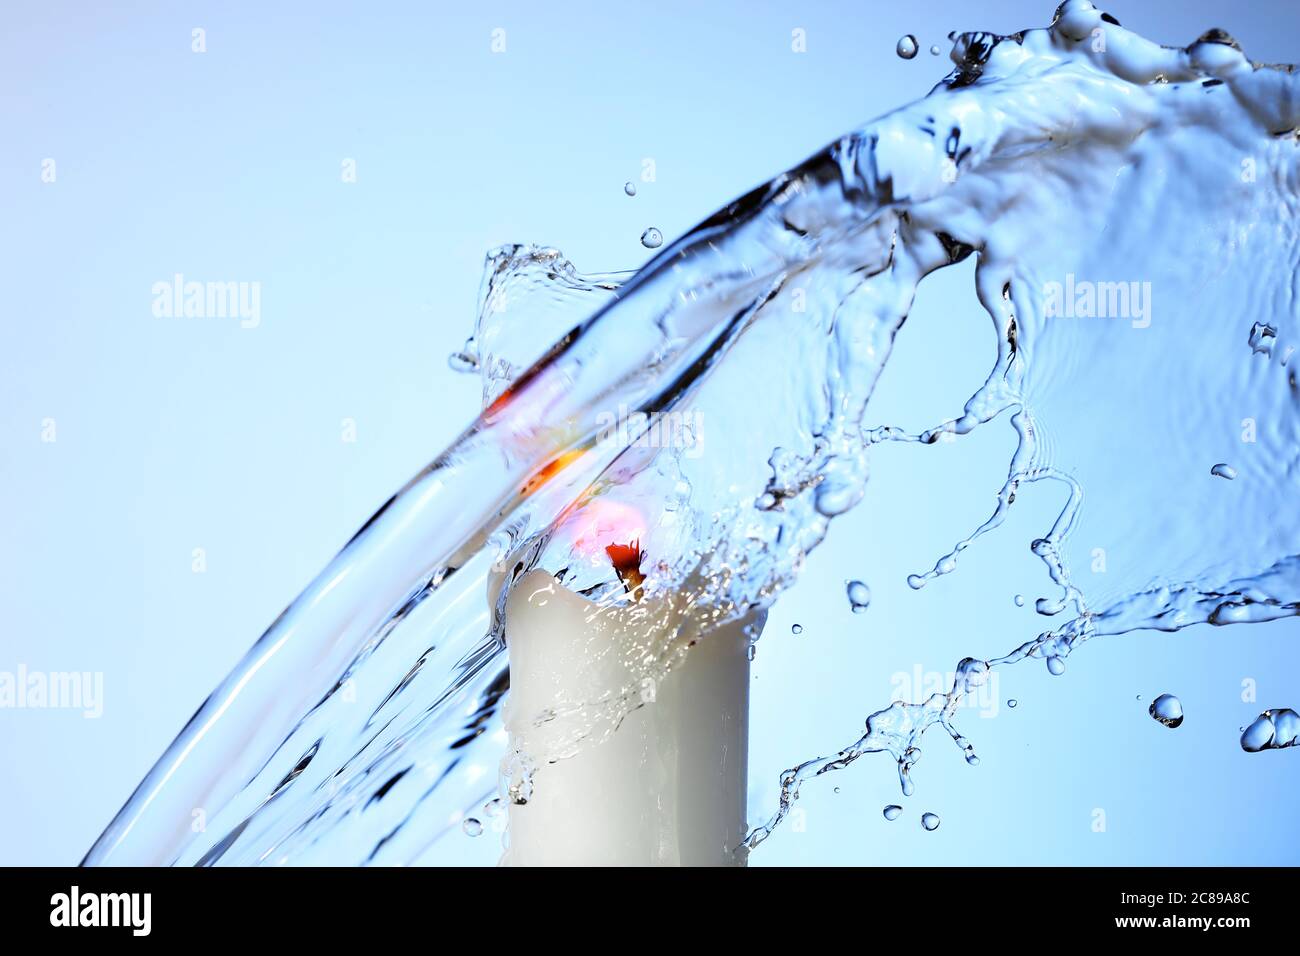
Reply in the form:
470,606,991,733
496,554,759,866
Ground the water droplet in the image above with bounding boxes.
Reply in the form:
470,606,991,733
462,817,483,837
1014,594,1026,607
833,787,841,794
1008,698,1018,708
930,44,942,56
883,804,902,821
1046,656,1066,676
906,573,925,590
640,227,663,249
791,623,803,635
896,34,919,59
1211,463,1238,480
921,811,941,831
747,644,757,662
1240,708,1300,752
1149,693,1184,728
846,580,872,613
447,350,478,373
624,181,637,197
1035,595,1064,615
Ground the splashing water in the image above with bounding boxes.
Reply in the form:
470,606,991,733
84,2,1300,866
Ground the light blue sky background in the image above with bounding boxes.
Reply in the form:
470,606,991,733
3,0,1299,865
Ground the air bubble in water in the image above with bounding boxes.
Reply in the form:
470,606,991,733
1211,463,1238,480
1149,693,1184,728
640,227,663,249
921,812,941,831
883,805,902,821
462,817,483,837
846,580,872,613
896,35,919,59
624,181,637,197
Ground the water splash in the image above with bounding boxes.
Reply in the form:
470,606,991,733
84,2,1300,865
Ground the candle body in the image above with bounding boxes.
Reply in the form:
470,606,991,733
499,570,757,866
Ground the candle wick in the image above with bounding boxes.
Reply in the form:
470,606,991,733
605,540,646,601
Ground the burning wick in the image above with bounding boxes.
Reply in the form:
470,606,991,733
604,540,647,599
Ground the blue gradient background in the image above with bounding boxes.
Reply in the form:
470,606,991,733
2,0,1298,866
